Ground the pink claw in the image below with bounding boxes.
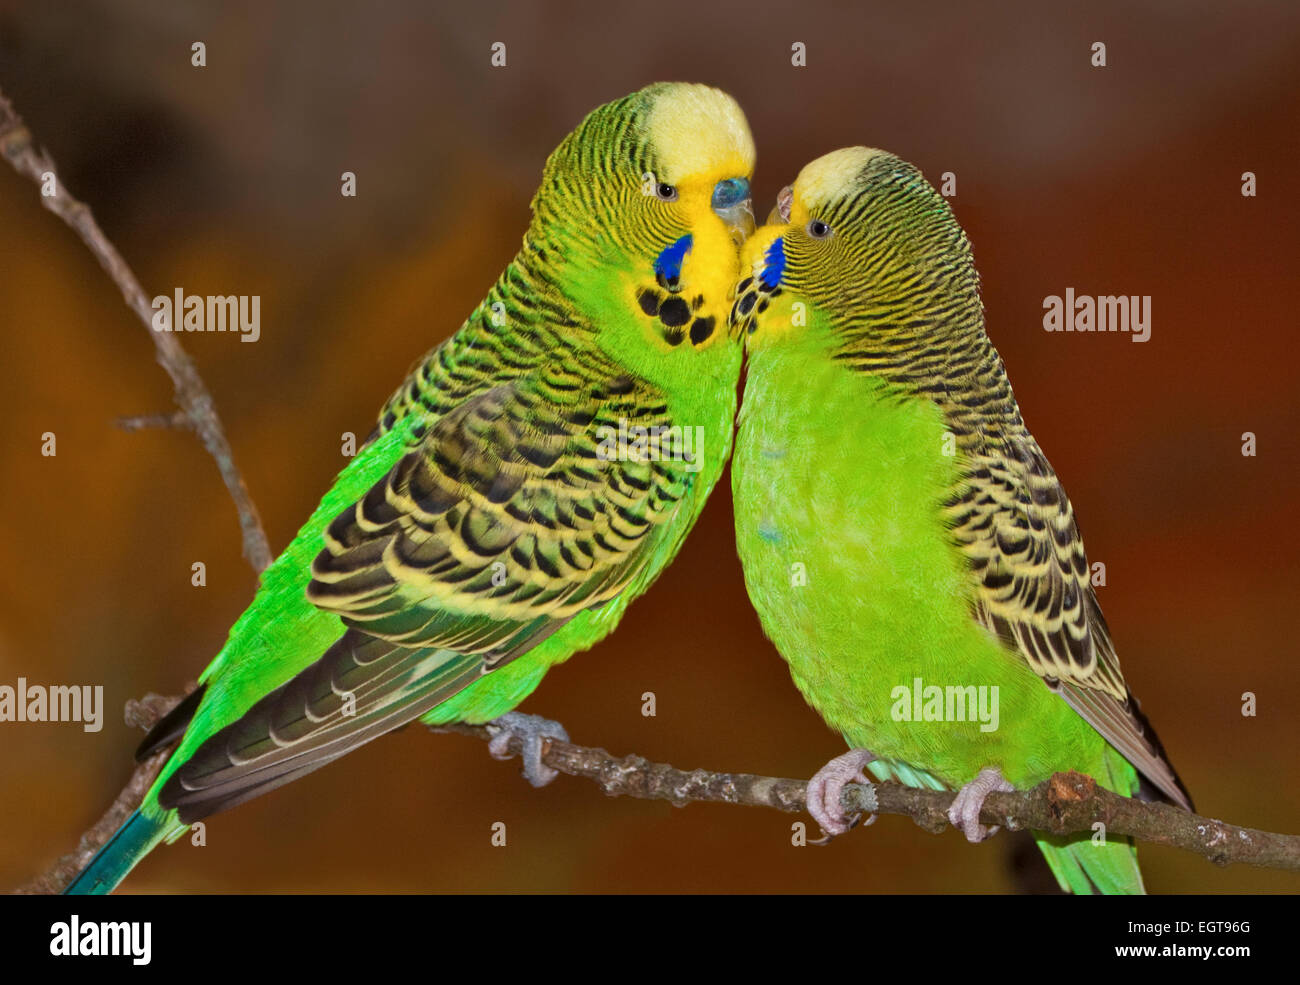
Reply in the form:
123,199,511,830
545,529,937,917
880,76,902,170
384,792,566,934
806,748,877,837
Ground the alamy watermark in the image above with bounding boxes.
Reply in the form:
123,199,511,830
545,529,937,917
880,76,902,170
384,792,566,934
890,676,999,732
151,289,260,342
50,916,150,965
1043,288,1150,342
0,677,103,732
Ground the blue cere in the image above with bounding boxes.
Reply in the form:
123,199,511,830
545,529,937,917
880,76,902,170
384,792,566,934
759,237,786,290
711,177,750,211
654,234,693,282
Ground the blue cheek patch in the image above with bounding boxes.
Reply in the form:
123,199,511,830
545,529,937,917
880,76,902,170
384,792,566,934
759,237,786,291
653,234,693,286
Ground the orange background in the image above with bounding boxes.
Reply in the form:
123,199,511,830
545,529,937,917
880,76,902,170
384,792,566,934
1,2,1297,892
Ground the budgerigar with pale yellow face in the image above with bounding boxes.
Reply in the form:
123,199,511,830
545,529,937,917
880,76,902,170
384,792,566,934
68,83,756,893
730,147,1192,894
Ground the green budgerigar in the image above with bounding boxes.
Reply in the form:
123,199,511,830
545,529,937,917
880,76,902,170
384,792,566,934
68,82,756,893
730,148,1191,894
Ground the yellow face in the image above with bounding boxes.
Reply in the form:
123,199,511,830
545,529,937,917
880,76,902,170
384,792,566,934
731,147,894,348
626,84,757,353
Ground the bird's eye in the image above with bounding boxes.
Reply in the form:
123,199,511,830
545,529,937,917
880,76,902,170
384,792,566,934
807,219,832,239
656,182,678,202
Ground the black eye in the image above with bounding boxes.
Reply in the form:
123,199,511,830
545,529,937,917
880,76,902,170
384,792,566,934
807,219,831,239
656,182,678,202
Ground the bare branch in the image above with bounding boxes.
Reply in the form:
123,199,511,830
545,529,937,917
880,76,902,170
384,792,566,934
445,723,1300,873
115,410,193,432
19,696,1299,893
0,86,272,572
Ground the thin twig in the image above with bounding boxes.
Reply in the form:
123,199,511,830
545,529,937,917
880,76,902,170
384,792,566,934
22,694,1298,893
0,86,272,572
445,723,1300,873
115,410,193,432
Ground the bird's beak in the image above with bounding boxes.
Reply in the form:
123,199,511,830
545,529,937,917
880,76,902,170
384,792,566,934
768,184,794,225
711,177,756,245
717,199,756,245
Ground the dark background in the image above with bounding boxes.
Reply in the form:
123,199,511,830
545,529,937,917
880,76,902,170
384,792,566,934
1,1,1296,892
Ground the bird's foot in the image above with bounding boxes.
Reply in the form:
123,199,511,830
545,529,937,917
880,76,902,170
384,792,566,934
947,766,1014,842
806,748,878,840
486,711,570,788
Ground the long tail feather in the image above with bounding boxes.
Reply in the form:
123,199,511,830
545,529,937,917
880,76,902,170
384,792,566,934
64,810,168,895
1035,832,1145,895
1034,743,1149,895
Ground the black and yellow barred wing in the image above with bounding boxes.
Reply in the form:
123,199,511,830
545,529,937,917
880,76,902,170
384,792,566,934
947,425,1194,809
156,360,696,821
309,366,693,651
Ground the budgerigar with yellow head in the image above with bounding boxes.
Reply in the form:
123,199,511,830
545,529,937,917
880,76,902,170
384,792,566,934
730,147,1191,894
68,82,756,893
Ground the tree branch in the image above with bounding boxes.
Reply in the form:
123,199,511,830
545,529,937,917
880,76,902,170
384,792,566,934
0,86,272,573
443,723,1300,873
115,410,193,432
21,696,1299,892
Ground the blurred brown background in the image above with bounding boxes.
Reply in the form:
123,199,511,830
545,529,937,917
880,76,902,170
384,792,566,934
1,1,1297,892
